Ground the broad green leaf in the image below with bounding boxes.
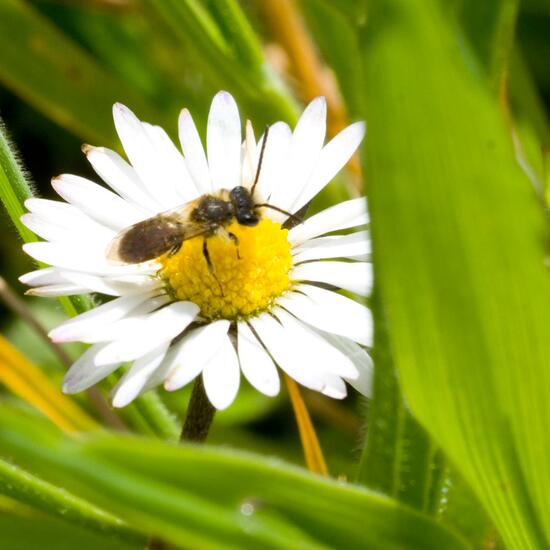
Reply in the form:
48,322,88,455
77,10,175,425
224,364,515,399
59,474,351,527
361,0,550,547
0,0,161,147
0,458,143,546
0,407,470,550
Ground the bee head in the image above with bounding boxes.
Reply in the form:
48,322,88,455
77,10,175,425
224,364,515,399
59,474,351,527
237,211,260,226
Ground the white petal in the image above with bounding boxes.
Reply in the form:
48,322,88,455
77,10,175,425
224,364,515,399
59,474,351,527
274,307,358,379
202,335,240,410
207,91,242,190
62,343,120,394
281,285,372,346
85,146,161,212
291,261,372,296
250,313,321,392
291,121,365,213
60,271,161,297
277,97,326,212
25,197,78,218
24,198,117,238
179,108,211,194
20,212,114,244
79,296,171,344
94,301,199,365
26,284,90,297
22,241,157,276
164,320,230,391
292,231,370,263
113,103,177,209
20,267,64,287
320,331,373,397
250,308,357,392
111,343,170,408
288,197,369,245
252,121,292,202
241,120,257,189
142,123,199,204
237,322,280,397
51,174,146,230
320,373,347,399
49,292,159,343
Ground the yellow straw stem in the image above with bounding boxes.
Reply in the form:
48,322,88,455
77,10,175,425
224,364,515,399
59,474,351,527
0,334,98,433
284,373,328,476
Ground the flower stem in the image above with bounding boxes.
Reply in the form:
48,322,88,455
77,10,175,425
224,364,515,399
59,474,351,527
181,377,216,442
146,378,215,550
284,374,328,476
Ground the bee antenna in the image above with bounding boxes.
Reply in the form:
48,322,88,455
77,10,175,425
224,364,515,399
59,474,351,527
251,125,270,197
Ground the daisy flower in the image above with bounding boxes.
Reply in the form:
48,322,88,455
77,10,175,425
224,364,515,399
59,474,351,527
20,91,373,410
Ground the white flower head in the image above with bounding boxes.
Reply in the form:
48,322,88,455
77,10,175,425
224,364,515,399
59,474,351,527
20,91,373,410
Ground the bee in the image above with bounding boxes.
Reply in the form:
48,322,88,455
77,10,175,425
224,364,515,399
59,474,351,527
107,126,298,268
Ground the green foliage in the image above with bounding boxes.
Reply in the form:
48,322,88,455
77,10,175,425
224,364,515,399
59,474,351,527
0,0,160,147
362,0,550,547
0,0,549,547
0,513,139,550
0,117,35,243
358,290,437,513
0,457,144,546
0,407,469,550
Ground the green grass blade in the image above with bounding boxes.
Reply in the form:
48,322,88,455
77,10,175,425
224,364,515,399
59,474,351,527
204,0,265,75
0,117,91,317
0,408,471,550
0,512,141,550
139,0,299,126
0,118,35,243
0,458,144,546
361,0,550,547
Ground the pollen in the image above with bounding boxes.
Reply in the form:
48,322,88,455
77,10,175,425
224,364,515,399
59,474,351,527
159,219,293,320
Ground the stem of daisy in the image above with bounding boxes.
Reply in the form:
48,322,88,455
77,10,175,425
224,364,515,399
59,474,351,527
284,374,328,476
181,377,215,442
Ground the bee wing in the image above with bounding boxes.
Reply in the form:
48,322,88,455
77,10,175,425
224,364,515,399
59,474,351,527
107,202,209,264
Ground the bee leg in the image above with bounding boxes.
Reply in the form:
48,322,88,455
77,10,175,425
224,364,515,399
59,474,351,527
228,232,240,259
202,238,214,273
167,242,182,257
254,203,304,226
202,238,224,297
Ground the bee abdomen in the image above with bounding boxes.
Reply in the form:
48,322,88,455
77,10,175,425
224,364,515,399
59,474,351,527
109,219,184,264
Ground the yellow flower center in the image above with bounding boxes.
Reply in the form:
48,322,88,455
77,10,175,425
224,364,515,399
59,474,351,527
159,219,292,320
